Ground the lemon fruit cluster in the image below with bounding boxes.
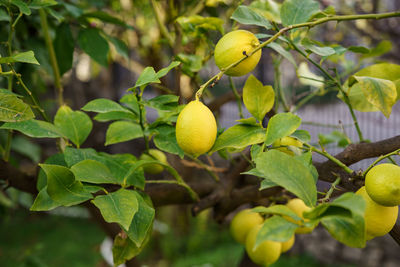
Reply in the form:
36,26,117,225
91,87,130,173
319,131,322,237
214,30,261,76
175,100,217,156
139,149,168,174
286,198,316,234
356,186,398,240
230,208,296,266
272,136,303,156
365,163,400,206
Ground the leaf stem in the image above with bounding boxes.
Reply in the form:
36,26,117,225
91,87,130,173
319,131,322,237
319,176,341,202
194,10,400,100
135,92,149,152
39,9,64,106
362,148,400,177
228,77,244,119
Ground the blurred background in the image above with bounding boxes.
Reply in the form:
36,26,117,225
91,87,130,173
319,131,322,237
1,0,400,266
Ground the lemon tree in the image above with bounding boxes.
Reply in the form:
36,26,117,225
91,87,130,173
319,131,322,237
1,0,400,266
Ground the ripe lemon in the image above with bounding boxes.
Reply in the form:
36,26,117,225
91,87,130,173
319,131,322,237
175,100,217,156
139,149,168,174
365,163,400,206
245,224,282,266
286,198,316,234
230,209,264,244
214,30,261,76
272,136,303,156
356,186,398,240
281,234,295,253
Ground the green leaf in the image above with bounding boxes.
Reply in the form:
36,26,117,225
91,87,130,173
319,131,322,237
54,23,74,75
153,124,184,158
0,93,34,122
144,95,180,111
120,94,140,115
11,135,41,163
71,159,118,184
243,75,275,122
92,188,139,230
94,111,137,122
124,191,155,246
255,216,298,246
11,0,31,15
267,42,296,67
40,164,92,206
105,121,143,145
231,5,271,29
249,0,281,23
351,76,396,118
54,105,93,147
210,124,266,153
112,234,142,266
321,215,365,248
254,150,317,206
134,67,160,88
291,130,311,143
107,35,129,59
0,8,10,21
252,205,301,221
30,186,60,211
318,131,350,148
236,117,259,126
29,0,58,9
302,39,336,56
243,168,278,190
265,113,301,145
297,62,324,88
37,153,67,191
0,51,40,65
82,98,132,113
0,119,62,138
281,0,320,26
81,11,133,29
77,28,109,66
156,61,181,79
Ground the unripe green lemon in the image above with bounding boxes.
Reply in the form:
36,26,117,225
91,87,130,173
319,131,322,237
286,198,316,234
356,186,398,240
175,100,217,156
214,30,261,76
272,136,303,156
365,163,400,206
230,209,264,244
245,224,282,266
139,149,168,174
281,234,295,253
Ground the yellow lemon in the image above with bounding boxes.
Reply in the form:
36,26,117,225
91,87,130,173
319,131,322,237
286,198,316,234
272,136,303,156
175,100,217,156
214,30,261,76
230,209,264,244
281,234,295,253
245,224,282,266
139,149,168,174
356,186,398,240
365,163,400,206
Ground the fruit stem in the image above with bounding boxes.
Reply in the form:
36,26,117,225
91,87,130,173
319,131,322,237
362,148,400,177
304,143,354,174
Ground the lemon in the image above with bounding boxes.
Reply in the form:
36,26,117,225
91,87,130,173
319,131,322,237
230,209,264,244
175,100,217,156
245,224,282,266
214,30,261,76
281,234,295,253
365,163,400,206
286,198,316,234
356,186,398,240
272,136,303,156
139,149,168,174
